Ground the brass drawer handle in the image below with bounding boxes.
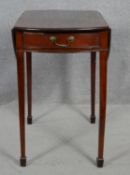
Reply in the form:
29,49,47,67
49,36,75,48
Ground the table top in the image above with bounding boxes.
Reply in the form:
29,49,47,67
14,10,109,32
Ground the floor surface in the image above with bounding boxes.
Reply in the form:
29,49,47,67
0,102,130,175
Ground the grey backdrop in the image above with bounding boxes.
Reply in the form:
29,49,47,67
0,0,130,105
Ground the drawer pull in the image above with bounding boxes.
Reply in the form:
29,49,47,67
49,36,75,48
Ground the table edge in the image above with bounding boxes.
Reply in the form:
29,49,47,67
12,26,111,33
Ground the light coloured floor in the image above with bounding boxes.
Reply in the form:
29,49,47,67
0,101,130,175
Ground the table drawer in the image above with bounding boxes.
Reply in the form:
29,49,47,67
23,32,99,50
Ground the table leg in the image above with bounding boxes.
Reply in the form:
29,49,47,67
26,52,32,124
97,51,108,167
16,51,26,167
90,52,96,123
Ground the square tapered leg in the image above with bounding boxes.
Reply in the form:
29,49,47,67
90,52,96,124
26,52,33,124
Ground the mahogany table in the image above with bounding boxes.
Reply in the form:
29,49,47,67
12,10,111,167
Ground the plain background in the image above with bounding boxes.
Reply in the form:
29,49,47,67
0,0,130,105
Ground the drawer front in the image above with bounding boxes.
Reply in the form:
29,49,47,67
23,32,100,50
